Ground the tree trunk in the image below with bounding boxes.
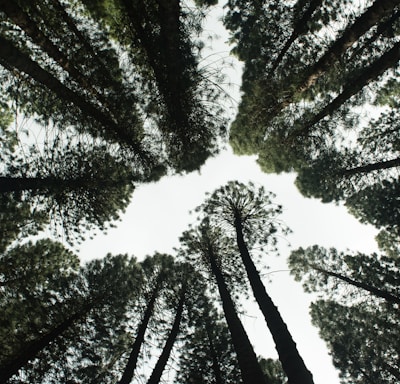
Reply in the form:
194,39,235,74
207,247,268,384
276,0,400,113
234,218,314,384
118,282,161,384
270,0,323,73
0,0,105,103
312,264,400,305
205,322,224,384
299,40,400,136
0,176,124,194
340,157,400,176
146,283,186,384
0,36,146,157
0,300,94,382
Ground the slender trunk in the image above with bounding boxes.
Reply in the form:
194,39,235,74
312,264,400,305
296,40,400,139
340,157,400,176
146,284,186,384
234,218,314,384
0,36,146,157
0,300,94,382
0,176,128,194
270,0,323,73
205,322,224,384
276,0,400,113
118,281,161,384
207,246,268,384
52,0,120,89
0,0,107,105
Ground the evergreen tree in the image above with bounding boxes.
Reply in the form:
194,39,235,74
311,300,400,383
198,181,313,384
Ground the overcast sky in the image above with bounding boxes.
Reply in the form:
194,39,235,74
76,4,380,383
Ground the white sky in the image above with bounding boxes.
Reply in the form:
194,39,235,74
77,3,380,383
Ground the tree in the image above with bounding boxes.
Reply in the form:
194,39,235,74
176,295,243,384
147,280,187,384
179,220,268,384
311,300,400,383
198,181,314,384
117,255,169,384
289,245,400,305
1,143,136,242
1,252,142,383
0,0,226,174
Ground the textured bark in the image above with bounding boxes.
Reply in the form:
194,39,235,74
276,0,400,113
118,281,161,384
0,300,94,382
234,218,314,384
146,284,186,384
312,264,400,305
270,0,323,73
207,247,268,384
0,36,146,156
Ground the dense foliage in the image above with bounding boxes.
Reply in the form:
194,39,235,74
1,1,399,383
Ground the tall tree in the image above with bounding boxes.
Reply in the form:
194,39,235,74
311,300,400,384
179,220,268,384
198,181,314,384
176,295,243,384
1,252,141,383
1,143,136,242
289,245,400,305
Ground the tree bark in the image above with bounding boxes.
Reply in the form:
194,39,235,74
234,218,314,384
118,280,161,384
146,283,186,384
207,246,268,384
312,264,400,305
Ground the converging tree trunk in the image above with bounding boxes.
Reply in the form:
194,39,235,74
118,279,162,384
207,246,268,384
146,283,186,384
340,157,400,177
0,299,95,382
311,264,400,305
205,321,224,384
234,217,314,384
269,0,323,73
277,0,400,113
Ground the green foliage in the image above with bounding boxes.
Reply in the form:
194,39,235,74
311,300,400,384
289,245,400,304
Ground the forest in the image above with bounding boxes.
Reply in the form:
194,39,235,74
0,0,399,383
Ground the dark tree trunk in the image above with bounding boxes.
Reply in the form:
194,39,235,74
118,281,161,384
207,247,268,384
270,0,323,73
0,176,124,194
0,300,94,382
340,157,400,176
276,0,400,113
146,284,186,384
0,36,146,157
300,40,400,136
234,218,314,384
205,322,224,384
312,264,400,305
